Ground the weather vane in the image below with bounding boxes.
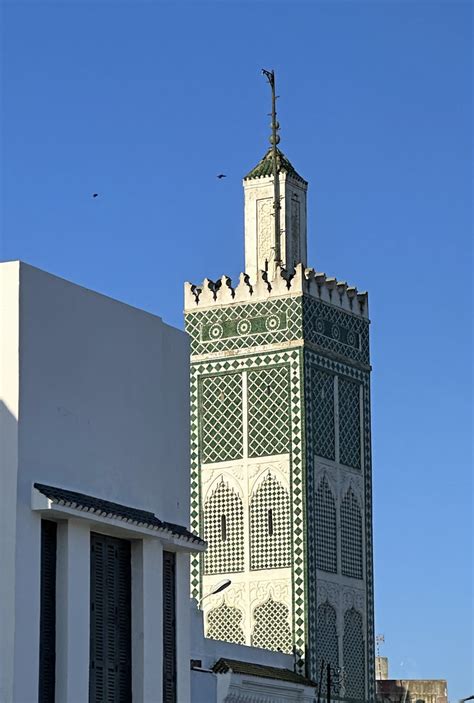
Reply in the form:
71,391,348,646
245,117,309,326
262,68,281,268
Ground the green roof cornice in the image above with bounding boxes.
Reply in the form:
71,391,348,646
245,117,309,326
244,147,307,184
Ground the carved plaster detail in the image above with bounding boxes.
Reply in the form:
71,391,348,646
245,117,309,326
341,586,365,612
340,471,363,503
257,198,274,271
249,579,291,610
317,580,340,608
248,461,290,494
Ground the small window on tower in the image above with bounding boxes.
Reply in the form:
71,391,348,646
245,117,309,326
267,509,274,537
220,514,227,542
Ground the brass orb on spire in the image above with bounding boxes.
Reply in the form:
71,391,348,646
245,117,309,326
269,134,280,145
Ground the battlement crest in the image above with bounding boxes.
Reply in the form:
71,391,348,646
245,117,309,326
184,264,369,319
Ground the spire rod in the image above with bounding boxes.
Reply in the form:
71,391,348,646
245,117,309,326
262,68,281,268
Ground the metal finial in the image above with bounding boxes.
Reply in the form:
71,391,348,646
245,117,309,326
262,68,281,267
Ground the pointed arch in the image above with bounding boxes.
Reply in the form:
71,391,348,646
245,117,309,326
250,473,291,570
343,608,365,699
341,488,363,579
204,479,244,574
316,602,339,692
251,597,292,653
315,476,337,573
206,601,245,645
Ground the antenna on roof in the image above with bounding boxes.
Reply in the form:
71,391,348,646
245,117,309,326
261,69,281,269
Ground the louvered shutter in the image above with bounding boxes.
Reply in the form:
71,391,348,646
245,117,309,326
90,533,131,703
162,551,176,703
39,519,57,703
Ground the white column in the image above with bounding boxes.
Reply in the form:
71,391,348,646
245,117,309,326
56,519,90,703
132,538,163,703
175,551,191,703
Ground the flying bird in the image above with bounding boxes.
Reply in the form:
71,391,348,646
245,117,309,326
92,193,99,198
217,174,226,179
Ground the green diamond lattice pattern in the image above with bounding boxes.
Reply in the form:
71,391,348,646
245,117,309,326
315,477,337,573
250,474,291,570
204,480,244,574
341,488,363,579
339,378,361,469
316,603,339,692
189,349,307,673
247,366,290,458
200,373,243,463
207,601,245,645
185,296,303,356
303,348,374,691
310,367,335,460
343,608,366,700
251,597,292,653
303,297,370,365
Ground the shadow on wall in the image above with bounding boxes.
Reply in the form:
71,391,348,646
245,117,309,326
0,400,18,703
377,681,428,703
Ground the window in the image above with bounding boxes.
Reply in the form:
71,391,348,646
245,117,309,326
250,475,291,570
341,488,363,579
204,479,244,574
315,477,337,573
39,520,57,703
163,551,177,703
89,533,132,703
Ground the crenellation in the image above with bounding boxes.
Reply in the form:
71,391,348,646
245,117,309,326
184,263,369,318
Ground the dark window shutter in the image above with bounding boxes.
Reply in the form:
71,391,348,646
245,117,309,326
89,533,131,703
39,519,57,703
163,551,176,703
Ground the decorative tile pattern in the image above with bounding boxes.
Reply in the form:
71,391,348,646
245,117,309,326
250,474,291,570
188,290,374,693
200,374,243,463
338,378,361,469
362,383,376,699
343,608,365,700
316,602,339,691
341,488,363,580
251,597,292,653
189,348,306,671
309,367,335,460
315,477,337,573
303,297,370,365
185,296,303,356
204,479,244,574
207,601,245,645
304,348,373,695
247,366,290,458
201,310,287,343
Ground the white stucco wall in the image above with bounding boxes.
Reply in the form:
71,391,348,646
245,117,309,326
0,262,20,703
1,261,191,702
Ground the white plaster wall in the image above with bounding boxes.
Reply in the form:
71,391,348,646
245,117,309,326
243,174,307,281
17,262,189,525
2,261,191,702
0,262,20,703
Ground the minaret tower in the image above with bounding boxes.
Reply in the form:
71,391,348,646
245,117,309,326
185,72,376,701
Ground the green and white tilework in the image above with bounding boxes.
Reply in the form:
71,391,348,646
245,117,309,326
186,292,375,697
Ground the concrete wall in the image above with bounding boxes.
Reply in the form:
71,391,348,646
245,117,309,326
0,263,20,702
17,262,189,524
1,261,191,702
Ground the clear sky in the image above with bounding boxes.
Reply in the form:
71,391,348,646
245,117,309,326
2,0,472,698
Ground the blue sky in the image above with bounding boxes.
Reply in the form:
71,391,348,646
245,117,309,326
2,0,472,698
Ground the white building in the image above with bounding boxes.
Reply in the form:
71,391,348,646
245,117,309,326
0,261,205,703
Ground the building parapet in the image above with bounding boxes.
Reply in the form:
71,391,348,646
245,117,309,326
185,263,369,318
